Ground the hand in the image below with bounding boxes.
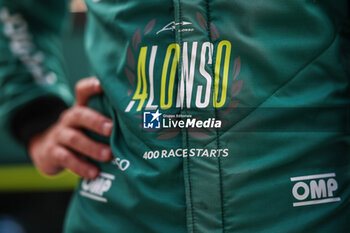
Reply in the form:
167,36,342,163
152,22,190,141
28,77,113,179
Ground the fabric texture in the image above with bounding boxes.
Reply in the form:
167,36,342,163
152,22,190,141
66,1,350,232
1,0,349,232
0,0,73,145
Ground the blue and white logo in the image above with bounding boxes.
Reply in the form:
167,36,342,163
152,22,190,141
143,110,162,129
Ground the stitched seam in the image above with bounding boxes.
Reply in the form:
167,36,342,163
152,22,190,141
202,32,339,148
205,1,226,232
175,1,196,233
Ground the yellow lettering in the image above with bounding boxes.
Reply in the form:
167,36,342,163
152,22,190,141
160,43,180,109
213,40,231,108
132,46,148,111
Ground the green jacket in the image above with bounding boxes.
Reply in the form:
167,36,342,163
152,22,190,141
1,0,350,232
0,0,73,145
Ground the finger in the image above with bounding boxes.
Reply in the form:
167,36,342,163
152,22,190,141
63,106,113,137
75,77,103,106
57,128,113,161
53,146,99,179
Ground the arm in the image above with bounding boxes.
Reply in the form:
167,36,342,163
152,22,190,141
0,0,73,144
0,1,113,179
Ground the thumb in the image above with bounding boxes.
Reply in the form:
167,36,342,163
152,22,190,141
75,77,103,106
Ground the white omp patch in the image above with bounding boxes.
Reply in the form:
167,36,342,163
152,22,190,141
80,172,114,203
0,7,57,85
290,173,341,207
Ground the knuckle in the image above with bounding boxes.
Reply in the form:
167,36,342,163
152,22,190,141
46,144,56,154
90,144,102,157
57,128,71,142
60,109,78,125
72,107,83,120
91,117,102,128
57,151,70,165
67,132,80,144
55,129,64,140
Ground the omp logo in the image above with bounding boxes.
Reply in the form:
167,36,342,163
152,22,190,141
291,173,341,207
156,21,194,34
143,110,162,129
80,172,114,203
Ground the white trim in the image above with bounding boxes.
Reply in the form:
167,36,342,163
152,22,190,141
100,172,115,180
293,197,341,207
290,173,336,182
80,191,107,203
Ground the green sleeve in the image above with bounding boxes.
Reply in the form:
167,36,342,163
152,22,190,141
0,0,74,144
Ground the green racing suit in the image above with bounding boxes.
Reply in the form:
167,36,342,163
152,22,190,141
0,0,350,232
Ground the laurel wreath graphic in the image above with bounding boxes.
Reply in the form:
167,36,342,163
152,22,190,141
124,13,243,140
